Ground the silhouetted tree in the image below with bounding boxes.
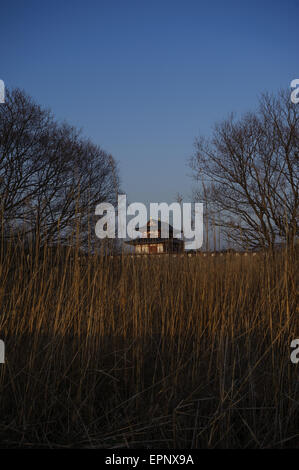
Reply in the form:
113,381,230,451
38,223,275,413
190,90,298,250
0,88,120,248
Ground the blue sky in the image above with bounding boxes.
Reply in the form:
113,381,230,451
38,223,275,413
1,0,298,205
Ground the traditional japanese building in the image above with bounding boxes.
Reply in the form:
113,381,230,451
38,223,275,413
125,217,184,254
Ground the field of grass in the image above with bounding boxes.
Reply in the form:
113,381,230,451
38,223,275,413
0,239,298,448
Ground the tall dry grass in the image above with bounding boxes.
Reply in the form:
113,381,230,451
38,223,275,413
0,235,298,448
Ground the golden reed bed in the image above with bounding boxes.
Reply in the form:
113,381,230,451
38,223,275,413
0,240,298,448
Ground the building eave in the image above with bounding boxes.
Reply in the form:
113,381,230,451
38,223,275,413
125,238,185,246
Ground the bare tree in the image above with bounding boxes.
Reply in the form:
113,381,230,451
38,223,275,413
0,88,120,247
190,89,298,250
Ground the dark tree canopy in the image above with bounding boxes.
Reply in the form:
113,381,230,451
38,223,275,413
0,88,120,247
190,90,298,250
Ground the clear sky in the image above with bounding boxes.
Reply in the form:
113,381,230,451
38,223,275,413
1,0,298,205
